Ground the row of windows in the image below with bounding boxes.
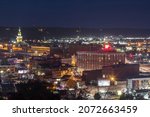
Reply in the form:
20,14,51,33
77,55,125,60
77,58,124,63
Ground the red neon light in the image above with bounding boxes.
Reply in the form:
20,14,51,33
104,44,110,49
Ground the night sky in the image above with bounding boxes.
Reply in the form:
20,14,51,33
0,0,150,28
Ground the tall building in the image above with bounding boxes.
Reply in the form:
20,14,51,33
16,27,23,43
77,51,125,71
77,43,125,71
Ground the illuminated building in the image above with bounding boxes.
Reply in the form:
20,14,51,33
128,76,150,90
77,44,125,71
0,65,16,73
66,76,77,88
30,46,50,56
61,58,72,65
16,27,23,43
61,55,77,66
52,68,72,78
71,55,77,66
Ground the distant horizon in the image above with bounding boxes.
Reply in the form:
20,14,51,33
1,26,150,30
0,27,150,39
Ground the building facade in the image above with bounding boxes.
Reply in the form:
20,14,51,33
128,77,150,90
102,64,139,81
77,51,125,71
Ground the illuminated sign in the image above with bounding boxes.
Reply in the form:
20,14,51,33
102,43,113,52
18,70,29,74
98,80,110,86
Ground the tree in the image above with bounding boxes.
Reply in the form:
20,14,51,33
94,93,101,100
9,80,61,100
120,93,134,100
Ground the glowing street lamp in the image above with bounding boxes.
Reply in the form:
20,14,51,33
110,76,116,85
117,90,122,96
110,77,115,81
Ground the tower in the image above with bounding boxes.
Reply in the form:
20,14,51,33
71,55,76,66
16,27,23,43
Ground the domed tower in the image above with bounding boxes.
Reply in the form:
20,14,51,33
16,27,23,43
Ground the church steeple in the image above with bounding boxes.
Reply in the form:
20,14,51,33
16,27,23,43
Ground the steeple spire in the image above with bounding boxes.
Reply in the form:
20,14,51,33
16,27,23,43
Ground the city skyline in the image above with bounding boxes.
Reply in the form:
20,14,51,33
0,0,150,28
0,0,150,100
0,26,150,100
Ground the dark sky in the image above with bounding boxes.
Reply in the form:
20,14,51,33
0,0,150,28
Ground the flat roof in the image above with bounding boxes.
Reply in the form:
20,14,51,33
128,76,150,80
77,51,125,54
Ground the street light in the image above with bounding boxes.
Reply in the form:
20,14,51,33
110,77,115,82
0,70,4,74
0,70,4,80
110,75,116,85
